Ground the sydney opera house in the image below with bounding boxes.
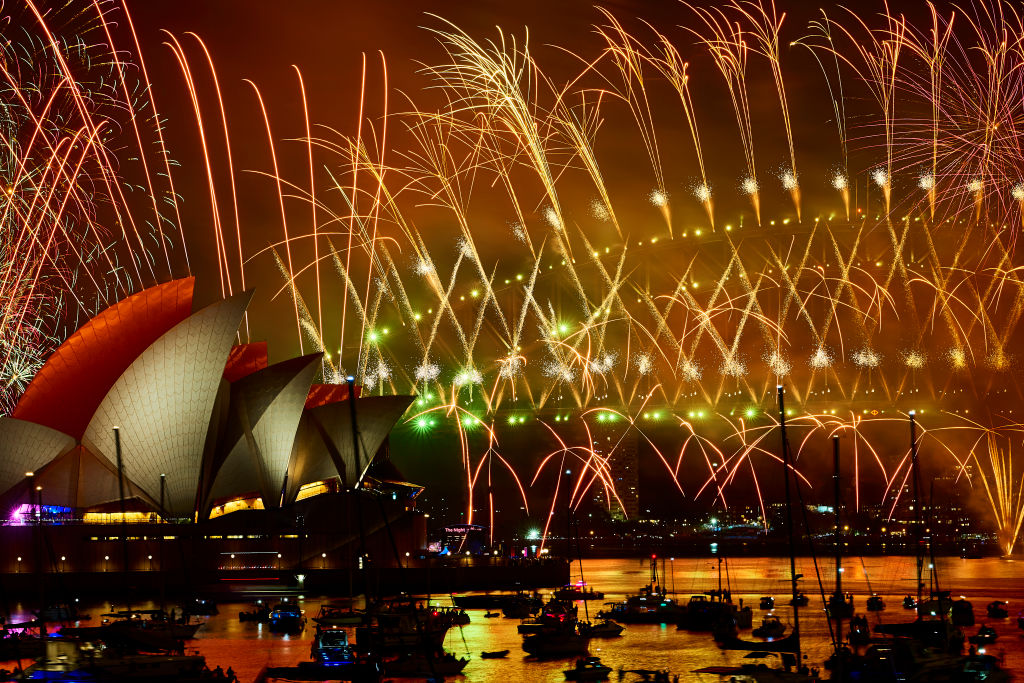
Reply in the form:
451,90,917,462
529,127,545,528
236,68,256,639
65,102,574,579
0,278,425,591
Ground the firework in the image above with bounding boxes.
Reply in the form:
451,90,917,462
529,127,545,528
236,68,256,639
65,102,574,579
17,0,1024,533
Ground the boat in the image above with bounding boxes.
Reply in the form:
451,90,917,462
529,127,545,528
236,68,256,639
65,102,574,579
866,595,885,612
268,603,306,634
180,598,218,617
313,604,365,627
311,626,357,667
266,658,383,682
951,598,975,626
0,631,45,660
35,606,90,623
452,591,541,610
518,599,578,634
967,624,997,646
563,656,612,681
522,627,591,657
902,595,917,610
598,556,685,624
238,602,270,623
825,594,854,620
986,600,1008,619
355,609,451,653
788,593,808,607
678,593,736,632
578,619,623,638
480,649,509,659
484,611,500,618
382,651,468,677
24,637,209,681
554,583,605,602
751,616,786,640
848,615,870,646
824,437,855,622
759,597,775,610
60,613,201,651
710,388,815,681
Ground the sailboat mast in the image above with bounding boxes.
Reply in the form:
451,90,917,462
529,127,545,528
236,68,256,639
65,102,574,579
776,386,802,668
833,436,842,599
910,411,923,617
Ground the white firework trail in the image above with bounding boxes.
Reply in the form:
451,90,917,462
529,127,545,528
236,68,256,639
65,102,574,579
510,221,528,242
454,366,483,387
543,360,576,383
693,183,711,203
1012,184,1024,202
765,350,791,376
543,206,562,231
648,188,668,207
947,347,967,369
498,353,525,379
741,177,758,195
780,170,798,191
415,257,435,277
679,358,702,382
809,346,834,369
589,200,610,222
633,352,654,376
871,168,888,188
902,350,926,369
720,356,746,378
415,361,440,383
987,348,1011,371
918,173,935,191
852,347,882,368
588,351,617,375
831,173,848,191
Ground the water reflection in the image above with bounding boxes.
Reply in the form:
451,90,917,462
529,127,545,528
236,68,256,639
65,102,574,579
6,556,1022,681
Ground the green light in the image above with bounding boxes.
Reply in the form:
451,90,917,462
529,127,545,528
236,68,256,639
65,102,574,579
508,415,518,425
744,407,758,419
558,322,569,334
597,413,606,422
367,330,379,343
519,416,527,424
414,417,431,431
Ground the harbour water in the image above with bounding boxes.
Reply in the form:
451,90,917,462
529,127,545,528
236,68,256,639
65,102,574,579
8,556,1023,680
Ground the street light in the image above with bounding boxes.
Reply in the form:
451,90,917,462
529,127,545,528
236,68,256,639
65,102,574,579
104,555,109,572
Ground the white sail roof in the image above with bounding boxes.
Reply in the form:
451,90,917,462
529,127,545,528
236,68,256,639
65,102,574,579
286,394,414,502
0,417,75,499
208,354,321,507
82,291,252,515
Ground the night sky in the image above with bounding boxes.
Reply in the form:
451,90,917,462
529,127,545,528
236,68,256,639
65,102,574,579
29,1,1015,528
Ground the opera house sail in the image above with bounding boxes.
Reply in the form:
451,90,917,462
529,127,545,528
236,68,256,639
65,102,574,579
0,277,425,590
